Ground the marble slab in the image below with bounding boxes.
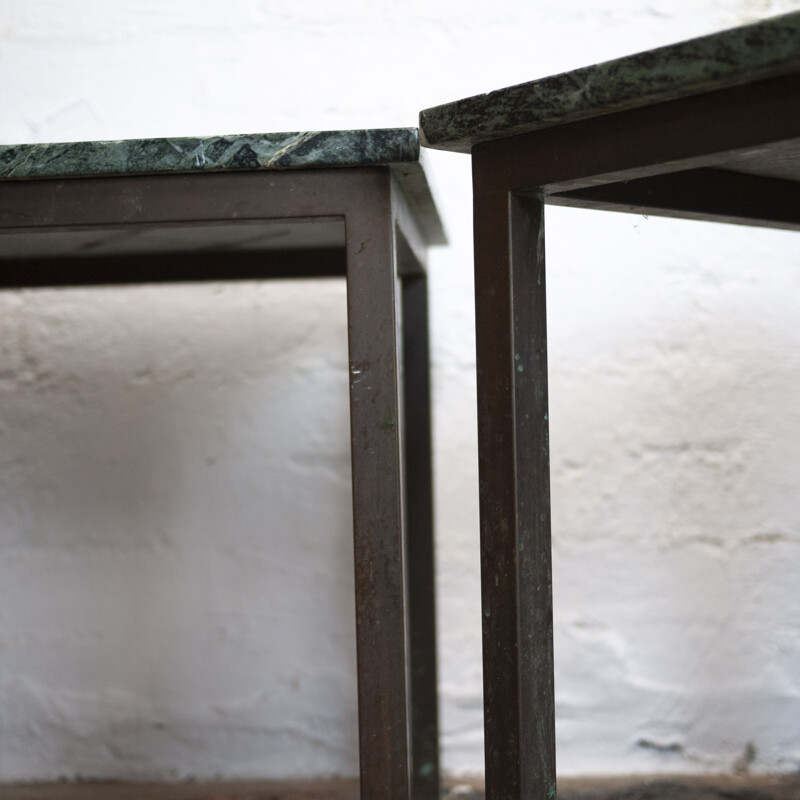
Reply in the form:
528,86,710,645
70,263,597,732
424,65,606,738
0,128,445,245
0,129,420,179
419,11,800,153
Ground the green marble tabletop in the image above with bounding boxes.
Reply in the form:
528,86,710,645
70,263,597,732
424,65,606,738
419,11,800,154
0,128,420,179
0,127,445,246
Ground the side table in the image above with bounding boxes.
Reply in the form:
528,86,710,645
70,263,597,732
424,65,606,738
0,128,445,800
421,12,800,800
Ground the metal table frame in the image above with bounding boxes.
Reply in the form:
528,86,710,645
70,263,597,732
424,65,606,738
424,34,800,800
0,165,440,800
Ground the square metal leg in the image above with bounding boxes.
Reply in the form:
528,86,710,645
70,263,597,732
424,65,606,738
472,184,556,800
402,272,439,800
345,177,439,800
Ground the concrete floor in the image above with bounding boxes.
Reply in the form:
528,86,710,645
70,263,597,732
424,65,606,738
1,775,799,800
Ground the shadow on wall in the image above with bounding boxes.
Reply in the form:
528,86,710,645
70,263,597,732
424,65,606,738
0,278,360,781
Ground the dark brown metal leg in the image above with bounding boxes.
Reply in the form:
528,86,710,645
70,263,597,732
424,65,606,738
472,180,556,800
401,270,440,800
345,188,411,800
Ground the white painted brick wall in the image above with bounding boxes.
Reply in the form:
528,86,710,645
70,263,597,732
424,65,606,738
1,0,799,782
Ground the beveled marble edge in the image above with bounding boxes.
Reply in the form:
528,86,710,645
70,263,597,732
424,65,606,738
0,128,420,178
420,11,800,153
0,128,446,246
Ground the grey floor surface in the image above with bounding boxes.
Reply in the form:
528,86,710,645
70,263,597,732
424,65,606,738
0,775,799,800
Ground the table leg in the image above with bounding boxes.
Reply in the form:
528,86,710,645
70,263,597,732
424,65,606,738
402,271,440,800
473,184,556,800
346,198,411,800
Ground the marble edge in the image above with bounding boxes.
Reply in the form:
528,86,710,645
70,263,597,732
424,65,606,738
0,128,420,180
419,11,800,153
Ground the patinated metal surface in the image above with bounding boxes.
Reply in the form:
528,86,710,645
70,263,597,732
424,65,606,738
551,168,800,232
345,174,411,800
402,272,439,800
346,173,439,800
472,182,555,800
0,160,442,800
